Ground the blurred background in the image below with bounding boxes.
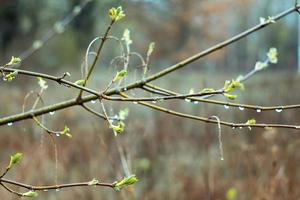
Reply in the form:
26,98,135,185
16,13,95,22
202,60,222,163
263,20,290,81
0,0,300,199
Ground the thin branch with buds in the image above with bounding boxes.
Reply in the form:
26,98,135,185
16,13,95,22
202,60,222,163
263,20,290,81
0,4,299,127
0,3,300,198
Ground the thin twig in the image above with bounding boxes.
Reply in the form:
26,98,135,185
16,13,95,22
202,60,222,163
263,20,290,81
0,182,23,197
0,178,114,191
78,19,116,98
119,93,300,130
143,84,300,111
81,104,106,120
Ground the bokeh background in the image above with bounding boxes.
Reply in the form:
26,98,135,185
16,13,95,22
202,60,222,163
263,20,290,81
0,0,300,199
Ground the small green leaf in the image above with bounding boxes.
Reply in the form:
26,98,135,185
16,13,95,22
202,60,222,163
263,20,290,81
267,48,278,64
224,93,237,100
61,126,72,138
223,79,244,93
223,79,244,101
3,71,18,82
109,6,125,21
9,153,22,169
110,121,125,136
22,191,38,198
246,119,256,130
114,175,138,191
88,178,99,186
246,119,256,125
37,77,48,90
147,42,155,57
7,56,21,66
74,79,85,86
113,70,127,82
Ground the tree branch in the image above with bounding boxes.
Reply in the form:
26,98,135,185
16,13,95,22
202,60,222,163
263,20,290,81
119,93,300,130
0,178,114,191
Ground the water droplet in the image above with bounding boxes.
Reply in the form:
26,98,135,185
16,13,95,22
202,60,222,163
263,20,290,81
152,101,157,104
91,100,96,104
232,126,236,130
56,188,60,192
256,108,262,113
123,87,127,91
43,189,48,192
49,111,55,115
239,126,243,129
193,101,199,105
7,122,13,126
56,133,60,137
220,157,224,161
275,108,283,113
224,105,230,109
133,101,138,104
185,98,191,103
238,106,245,111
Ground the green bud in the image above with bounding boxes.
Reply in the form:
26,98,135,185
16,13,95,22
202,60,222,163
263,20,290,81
110,121,125,136
224,79,244,93
61,126,71,138
7,56,21,66
147,42,155,57
109,6,125,21
88,178,99,186
246,119,256,130
267,16,276,23
22,191,38,198
74,79,85,86
3,71,18,82
9,153,22,169
224,93,237,100
113,70,127,82
267,48,278,64
114,175,138,191
37,77,48,90
246,119,256,125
